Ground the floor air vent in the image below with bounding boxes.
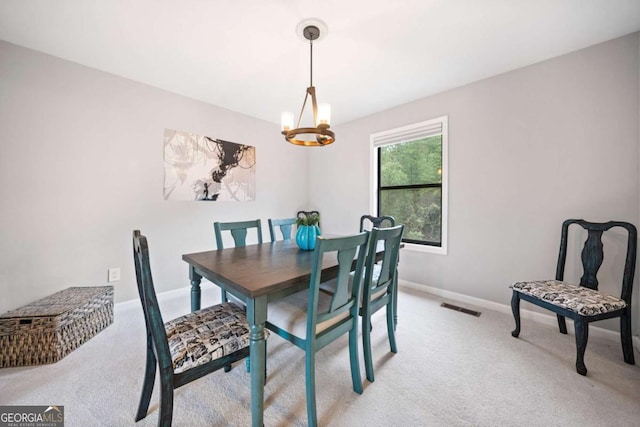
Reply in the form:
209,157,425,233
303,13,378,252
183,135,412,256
440,303,481,317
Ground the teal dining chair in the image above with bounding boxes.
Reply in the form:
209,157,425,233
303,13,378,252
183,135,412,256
359,215,400,330
213,219,264,373
213,219,263,303
266,232,369,427
318,225,403,382
359,225,404,382
268,217,297,242
214,219,263,249
133,230,258,427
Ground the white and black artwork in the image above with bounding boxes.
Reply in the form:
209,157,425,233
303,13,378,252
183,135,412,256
163,129,256,201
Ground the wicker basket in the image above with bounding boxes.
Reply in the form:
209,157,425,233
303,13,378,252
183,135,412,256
0,286,114,368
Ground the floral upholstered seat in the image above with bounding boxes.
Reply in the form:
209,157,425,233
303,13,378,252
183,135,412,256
166,302,268,374
511,280,626,317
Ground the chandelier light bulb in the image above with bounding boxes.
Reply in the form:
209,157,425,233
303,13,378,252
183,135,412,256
281,112,294,132
318,103,331,125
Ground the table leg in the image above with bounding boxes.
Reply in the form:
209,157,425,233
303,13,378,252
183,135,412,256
189,267,202,312
246,295,267,427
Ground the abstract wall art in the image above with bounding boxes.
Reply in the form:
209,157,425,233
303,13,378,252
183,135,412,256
163,129,256,201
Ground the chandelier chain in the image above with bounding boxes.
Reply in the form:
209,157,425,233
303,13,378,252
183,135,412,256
310,38,313,87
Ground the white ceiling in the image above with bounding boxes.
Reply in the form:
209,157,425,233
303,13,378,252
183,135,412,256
1,0,639,126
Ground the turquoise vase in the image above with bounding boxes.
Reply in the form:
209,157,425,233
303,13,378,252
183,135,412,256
296,225,321,250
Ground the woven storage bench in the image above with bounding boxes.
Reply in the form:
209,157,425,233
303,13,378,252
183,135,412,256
0,286,113,368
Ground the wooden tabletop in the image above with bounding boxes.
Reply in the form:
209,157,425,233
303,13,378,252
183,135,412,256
182,239,343,299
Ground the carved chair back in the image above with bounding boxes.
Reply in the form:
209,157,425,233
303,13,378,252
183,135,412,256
359,215,396,232
268,217,297,242
556,219,637,304
214,219,263,249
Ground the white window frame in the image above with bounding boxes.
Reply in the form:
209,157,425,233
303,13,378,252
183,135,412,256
370,115,448,255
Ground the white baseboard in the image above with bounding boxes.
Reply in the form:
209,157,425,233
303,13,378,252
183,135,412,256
115,296,141,311
120,280,640,352
399,280,640,352
115,281,219,312
115,285,198,311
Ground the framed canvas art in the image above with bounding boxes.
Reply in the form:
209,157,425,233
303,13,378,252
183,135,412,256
163,129,256,201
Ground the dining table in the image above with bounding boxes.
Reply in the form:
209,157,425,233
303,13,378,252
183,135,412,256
182,237,397,426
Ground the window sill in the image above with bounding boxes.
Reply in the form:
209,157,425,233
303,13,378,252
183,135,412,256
401,242,447,255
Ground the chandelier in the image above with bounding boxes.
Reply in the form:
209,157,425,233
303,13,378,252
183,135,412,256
281,22,335,147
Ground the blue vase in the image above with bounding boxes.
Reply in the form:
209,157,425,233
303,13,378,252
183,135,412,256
296,225,321,250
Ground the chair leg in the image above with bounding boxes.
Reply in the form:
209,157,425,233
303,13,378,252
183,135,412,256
158,370,174,427
510,291,521,338
135,343,157,421
386,300,398,354
362,309,375,383
305,351,318,427
349,323,363,393
557,314,568,334
574,318,589,376
221,288,228,303
392,274,399,331
621,309,635,365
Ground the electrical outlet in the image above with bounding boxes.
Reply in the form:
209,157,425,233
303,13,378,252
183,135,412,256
108,267,121,282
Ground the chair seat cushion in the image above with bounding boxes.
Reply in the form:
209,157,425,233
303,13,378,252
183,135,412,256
165,302,267,374
267,289,349,340
511,280,626,316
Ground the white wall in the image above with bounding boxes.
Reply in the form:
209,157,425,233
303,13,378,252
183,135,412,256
2,34,639,335
310,33,640,334
0,41,308,311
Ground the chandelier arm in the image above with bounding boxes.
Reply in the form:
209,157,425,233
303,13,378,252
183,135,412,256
297,90,310,129
309,86,318,127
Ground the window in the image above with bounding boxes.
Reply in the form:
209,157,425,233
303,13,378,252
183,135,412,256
371,116,448,254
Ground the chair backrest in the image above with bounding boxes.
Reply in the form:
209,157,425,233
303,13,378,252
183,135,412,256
132,230,172,370
555,219,637,303
359,215,396,232
306,232,369,341
268,217,297,242
214,219,263,249
362,225,404,305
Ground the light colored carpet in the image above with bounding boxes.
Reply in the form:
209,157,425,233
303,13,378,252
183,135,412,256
1,283,639,426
